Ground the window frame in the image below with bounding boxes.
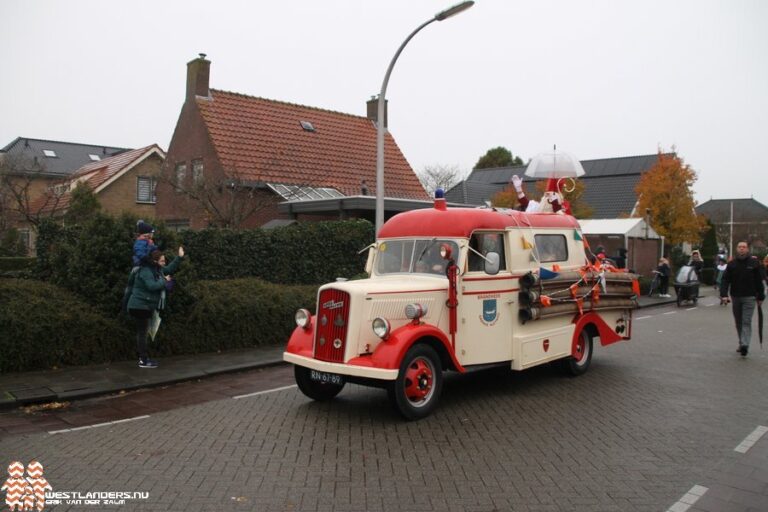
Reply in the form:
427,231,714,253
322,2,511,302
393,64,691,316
136,176,157,204
174,162,187,192
192,159,204,186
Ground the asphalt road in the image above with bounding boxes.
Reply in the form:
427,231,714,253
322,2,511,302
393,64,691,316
2,296,767,511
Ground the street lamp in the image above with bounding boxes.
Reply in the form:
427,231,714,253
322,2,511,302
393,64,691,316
374,1,474,235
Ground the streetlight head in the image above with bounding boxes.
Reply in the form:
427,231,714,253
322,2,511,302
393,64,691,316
435,0,474,21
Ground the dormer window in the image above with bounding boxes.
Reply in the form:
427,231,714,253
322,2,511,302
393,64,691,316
43,149,57,158
299,121,315,132
89,154,101,161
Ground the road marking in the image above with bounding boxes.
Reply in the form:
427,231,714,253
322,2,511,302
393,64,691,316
663,311,677,315
667,485,708,512
49,415,150,435
635,315,652,320
233,384,297,400
685,307,697,311
705,304,716,307
734,425,768,453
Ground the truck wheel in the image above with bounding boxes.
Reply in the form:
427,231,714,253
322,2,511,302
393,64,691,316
388,344,443,420
562,330,593,376
294,366,345,401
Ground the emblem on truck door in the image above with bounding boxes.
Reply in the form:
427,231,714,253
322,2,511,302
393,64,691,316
480,298,499,326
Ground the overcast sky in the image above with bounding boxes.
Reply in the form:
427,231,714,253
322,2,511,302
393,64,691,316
2,1,766,206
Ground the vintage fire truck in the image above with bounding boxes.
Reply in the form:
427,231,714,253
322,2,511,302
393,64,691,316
284,195,638,420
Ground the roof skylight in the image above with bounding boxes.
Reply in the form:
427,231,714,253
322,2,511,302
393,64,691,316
299,121,316,132
43,149,57,158
88,154,101,161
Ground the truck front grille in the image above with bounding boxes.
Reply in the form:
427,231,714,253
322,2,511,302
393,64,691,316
314,289,350,363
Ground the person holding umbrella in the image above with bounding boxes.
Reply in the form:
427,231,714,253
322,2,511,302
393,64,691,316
719,241,764,356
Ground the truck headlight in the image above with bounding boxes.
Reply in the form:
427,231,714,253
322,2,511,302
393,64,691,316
405,303,428,320
372,317,391,339
295,309,312,330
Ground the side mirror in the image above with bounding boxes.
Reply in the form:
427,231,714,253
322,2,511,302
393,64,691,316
484,252,500,275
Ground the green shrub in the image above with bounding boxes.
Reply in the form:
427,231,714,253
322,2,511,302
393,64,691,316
180,220,374,284
160,278,317,354
0,257,36,278
35,214,179,314
0,278,132,372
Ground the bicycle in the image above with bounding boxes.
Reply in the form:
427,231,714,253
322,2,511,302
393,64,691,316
648,270,661,297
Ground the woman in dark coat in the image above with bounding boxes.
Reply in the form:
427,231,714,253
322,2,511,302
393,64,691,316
127,246,185,368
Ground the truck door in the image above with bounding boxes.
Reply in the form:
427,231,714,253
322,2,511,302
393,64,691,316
456,231,516,365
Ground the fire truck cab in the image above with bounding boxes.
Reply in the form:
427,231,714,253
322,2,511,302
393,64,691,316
284,197,638,420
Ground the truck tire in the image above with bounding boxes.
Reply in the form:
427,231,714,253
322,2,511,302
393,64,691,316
294,366,345,401
388,344,443,420
562,329,593,376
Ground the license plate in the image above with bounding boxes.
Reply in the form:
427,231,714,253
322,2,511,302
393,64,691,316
310,370,344,385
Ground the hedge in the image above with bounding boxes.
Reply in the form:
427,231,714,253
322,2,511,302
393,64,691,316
0,278,132,372
160,278,317,355
0,277,317,372
0,257,36,278
179,219,374,284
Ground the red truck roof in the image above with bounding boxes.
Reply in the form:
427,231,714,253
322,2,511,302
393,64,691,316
379,200,581,239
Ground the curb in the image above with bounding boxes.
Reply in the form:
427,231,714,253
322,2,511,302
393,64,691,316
0,357,287,412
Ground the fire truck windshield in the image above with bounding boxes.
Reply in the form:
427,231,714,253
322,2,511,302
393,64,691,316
375,239,459,276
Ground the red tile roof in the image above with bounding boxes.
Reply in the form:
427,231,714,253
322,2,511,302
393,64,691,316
197,90,428,200
32,144,164,214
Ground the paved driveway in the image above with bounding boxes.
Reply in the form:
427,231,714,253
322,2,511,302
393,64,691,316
2,296,767,511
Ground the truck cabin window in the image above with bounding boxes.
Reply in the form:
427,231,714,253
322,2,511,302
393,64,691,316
534,234,568,262
468,232,506,272
376,239,459,276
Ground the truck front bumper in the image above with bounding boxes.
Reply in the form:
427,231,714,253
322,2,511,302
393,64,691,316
283,352,398,381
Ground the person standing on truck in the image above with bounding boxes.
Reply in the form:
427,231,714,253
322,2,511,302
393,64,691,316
719,241,765,357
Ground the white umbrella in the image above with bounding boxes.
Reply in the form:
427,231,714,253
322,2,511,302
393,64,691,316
525,151,585,179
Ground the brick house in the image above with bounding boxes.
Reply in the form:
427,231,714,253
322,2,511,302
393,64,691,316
156,55,428,230
0,137,130,251
23,144,165,251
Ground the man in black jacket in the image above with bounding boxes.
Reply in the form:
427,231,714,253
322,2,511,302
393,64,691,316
720,241,765,356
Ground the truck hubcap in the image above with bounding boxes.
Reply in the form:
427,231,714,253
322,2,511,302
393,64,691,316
404,357,434,405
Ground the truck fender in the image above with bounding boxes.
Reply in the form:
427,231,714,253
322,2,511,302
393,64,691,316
286,323,314,358
572,311,623,351
370,323,465,372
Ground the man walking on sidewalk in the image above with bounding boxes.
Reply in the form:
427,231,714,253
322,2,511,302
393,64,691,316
720,241,765,356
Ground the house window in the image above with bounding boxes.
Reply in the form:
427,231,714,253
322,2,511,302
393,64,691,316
43,149,57,158
18,228,31,253
192,159,204,185
166,219,190,232
136,176,157,203
534,234,568,262
175,162,187,192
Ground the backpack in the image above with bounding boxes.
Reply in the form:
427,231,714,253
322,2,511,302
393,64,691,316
121,267,140,313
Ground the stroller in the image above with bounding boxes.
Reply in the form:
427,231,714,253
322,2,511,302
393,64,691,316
674,265,700,306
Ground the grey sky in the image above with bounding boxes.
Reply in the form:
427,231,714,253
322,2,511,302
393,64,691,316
2,1,766,206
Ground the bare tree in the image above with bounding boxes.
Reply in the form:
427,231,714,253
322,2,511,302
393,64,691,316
417,164,466,197
158,164,311,229
0,152,69,228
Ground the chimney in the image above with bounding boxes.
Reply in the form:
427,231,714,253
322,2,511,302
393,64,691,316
366,96,387,127
186,53,211,101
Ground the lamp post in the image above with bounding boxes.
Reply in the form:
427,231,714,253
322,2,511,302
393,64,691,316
374,1,474,235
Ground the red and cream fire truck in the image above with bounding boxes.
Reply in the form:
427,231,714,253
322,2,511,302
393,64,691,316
284,196,638,420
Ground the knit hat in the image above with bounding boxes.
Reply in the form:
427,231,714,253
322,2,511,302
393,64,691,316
136,220,154,235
